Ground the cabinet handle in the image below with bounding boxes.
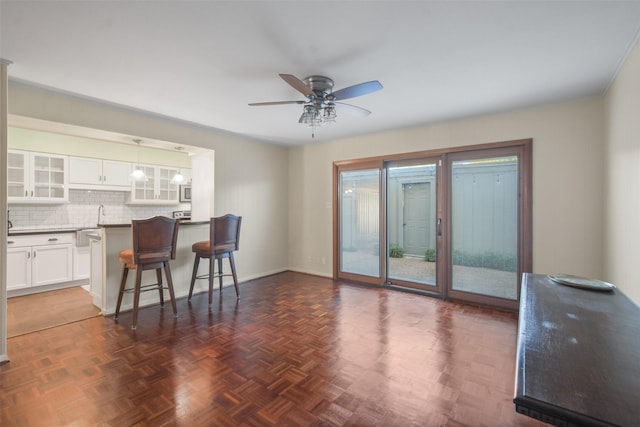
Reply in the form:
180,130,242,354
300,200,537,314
8,240,14,244
33,250,36,258
48,238,58,242
103,175,106,182
31,190,34,197
28,251,30,259
25,190,28,197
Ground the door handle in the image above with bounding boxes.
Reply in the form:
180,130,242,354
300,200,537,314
437,218,442,236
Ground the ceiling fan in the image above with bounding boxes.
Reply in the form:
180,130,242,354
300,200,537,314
249,74,383,138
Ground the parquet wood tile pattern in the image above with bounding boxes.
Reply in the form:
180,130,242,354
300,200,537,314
1,272,544,426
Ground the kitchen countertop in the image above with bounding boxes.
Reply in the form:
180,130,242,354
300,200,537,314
8,227,94,236
8,220,208,236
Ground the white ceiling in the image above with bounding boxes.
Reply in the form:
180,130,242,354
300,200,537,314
2,1,640,147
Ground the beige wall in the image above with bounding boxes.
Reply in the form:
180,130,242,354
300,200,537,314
604,38,640,304
289,97,606,283
7,81,291,280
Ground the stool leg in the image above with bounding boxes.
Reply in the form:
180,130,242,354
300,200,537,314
163,261,178,318
156,268,164,306
132,267,143,330
188,254,200,301
229,252,240,298
208,257,215,305
217,257,224,296
115,266,129,319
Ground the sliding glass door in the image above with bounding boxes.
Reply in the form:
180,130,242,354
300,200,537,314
335,140,531,309
386,158,442,294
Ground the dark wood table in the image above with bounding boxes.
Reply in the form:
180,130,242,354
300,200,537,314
514,273,640,426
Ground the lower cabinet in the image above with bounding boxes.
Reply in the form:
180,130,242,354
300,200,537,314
7,247,31,290
7,234,73,291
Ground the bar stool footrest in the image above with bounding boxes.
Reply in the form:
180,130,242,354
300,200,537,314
120,283,169,293
194,273,233,281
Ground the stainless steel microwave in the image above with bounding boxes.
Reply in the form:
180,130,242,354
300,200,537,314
179,185,191,202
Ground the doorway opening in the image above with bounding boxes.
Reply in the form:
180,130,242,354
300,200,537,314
7,286,100,337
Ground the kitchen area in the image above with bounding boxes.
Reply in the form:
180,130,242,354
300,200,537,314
6,125,215,335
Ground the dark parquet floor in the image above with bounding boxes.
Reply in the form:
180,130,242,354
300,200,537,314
1,272,543,426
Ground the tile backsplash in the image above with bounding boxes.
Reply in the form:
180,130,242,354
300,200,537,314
8,189,191,230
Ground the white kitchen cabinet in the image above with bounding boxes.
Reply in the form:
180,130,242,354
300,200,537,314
180,168,192,185
69,156,131,190
8,150,68,203
32,244,74,287
73,243,90,281
129,164,180,204
7,247,31,290
7,234,73,291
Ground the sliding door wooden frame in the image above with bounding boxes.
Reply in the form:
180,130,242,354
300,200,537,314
333,159,385,285
383,155,445,297
444,141,532,311
333,139,532,310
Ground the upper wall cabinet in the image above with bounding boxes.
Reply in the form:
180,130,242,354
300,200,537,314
69,156,131,191
129,164,180,204
8,150,68,204
180,168,192,185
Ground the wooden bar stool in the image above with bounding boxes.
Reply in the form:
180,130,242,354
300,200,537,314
188,214,242,305
115,216,180,329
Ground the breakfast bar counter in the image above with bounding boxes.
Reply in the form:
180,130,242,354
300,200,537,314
94,220,211,315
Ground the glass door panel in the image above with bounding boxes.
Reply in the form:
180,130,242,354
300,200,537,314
450,155,519,300
7,151,28,199
339,169,380,278
387,161,438,288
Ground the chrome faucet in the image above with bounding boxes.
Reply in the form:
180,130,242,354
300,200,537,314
97,204,105,225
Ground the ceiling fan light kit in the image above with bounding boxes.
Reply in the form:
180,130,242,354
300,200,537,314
249,73,382,138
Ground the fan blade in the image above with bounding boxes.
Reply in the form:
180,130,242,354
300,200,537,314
279,74,313,97
332,80,383,101
249,100,306,106
335,102,372,117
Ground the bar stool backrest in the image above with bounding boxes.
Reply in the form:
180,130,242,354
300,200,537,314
132,216,179,266
211,214,242,253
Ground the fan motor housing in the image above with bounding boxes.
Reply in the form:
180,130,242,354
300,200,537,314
303,76,334,96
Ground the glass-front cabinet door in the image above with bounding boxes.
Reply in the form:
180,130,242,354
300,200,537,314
8,150,68,203
132,164,157,202
31,153,67,200
157,166,180,202
7,150,29,200
130,164,180,204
